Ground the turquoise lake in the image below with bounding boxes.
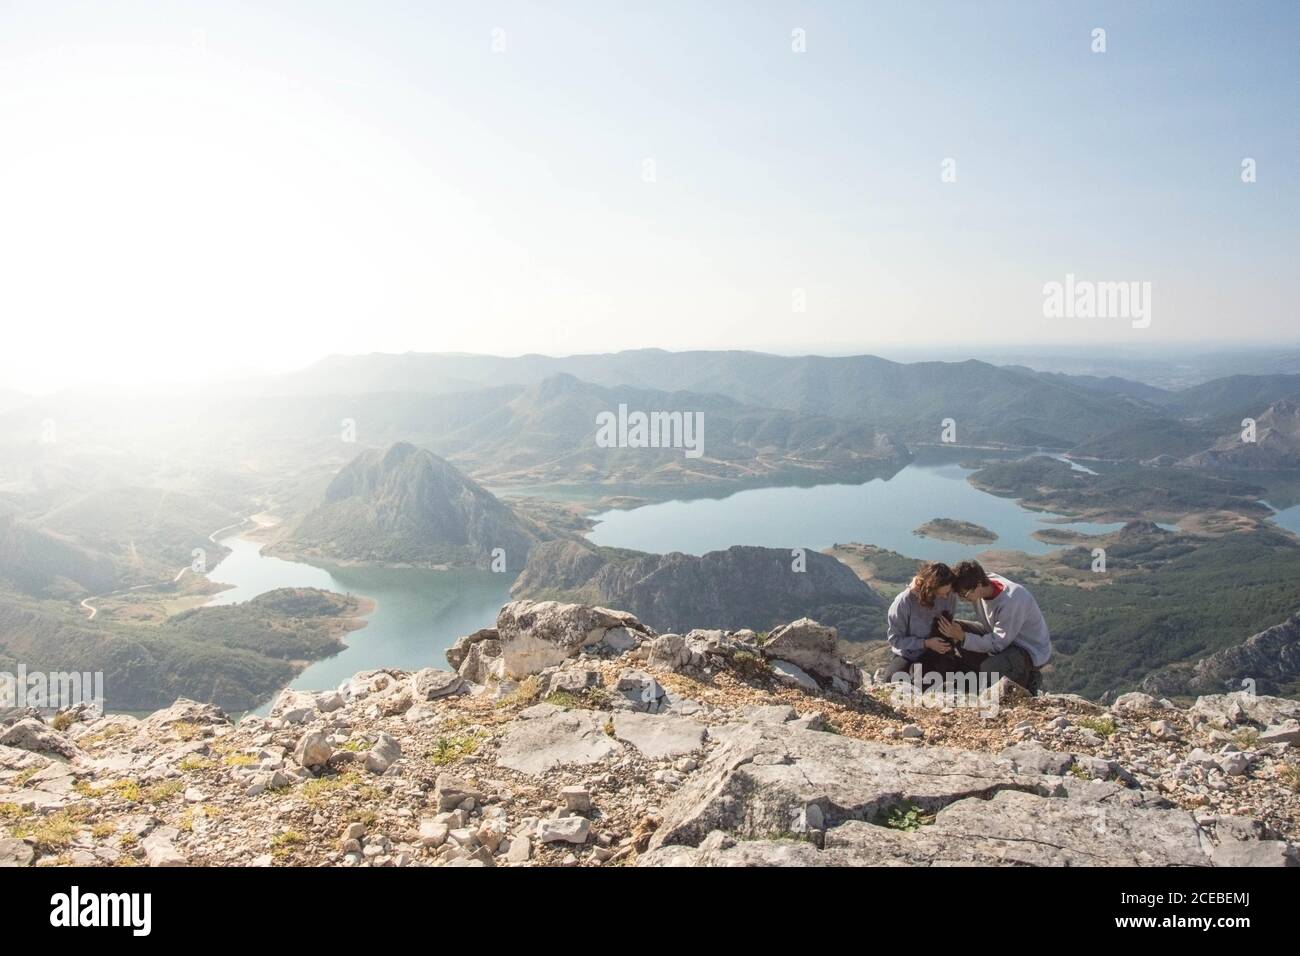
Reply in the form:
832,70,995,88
204,453,1207,708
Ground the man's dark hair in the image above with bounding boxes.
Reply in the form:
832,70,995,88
952,560,990,593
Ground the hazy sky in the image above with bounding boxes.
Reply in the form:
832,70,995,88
1,1,1297,392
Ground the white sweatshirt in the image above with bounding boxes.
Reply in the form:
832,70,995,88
962,573,1052,667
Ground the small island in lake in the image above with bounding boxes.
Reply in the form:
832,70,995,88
913,518,998,545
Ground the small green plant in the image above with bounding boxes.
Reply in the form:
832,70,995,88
1068,762,1091,780
51,711,76,732
0,802,25,821
170,721,205,741
1279,763,1300,793
118,832,138,848
876,801,932,832
223,753,258,767
108,779,142,802
142,780,185,803
12,766,39,787
428,733,484,766
1231,728,1260,750
496,675,542,709
301,770,377,804
339,739,370,752
79,723,130,747
1076,716,1117,737
348,809,377,827
11,806,91,850
543,690,584,709
178,756,214,772
730,651,773,680
271,830,304,860
91,822,115,839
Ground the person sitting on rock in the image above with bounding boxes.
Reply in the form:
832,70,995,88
946,560,1052,694
883,562,988,682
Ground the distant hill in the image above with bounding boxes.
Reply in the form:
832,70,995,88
1181,400,1300,470
0,586,363,711
35,486,239,582
273,350,1159,448
0,515,119,598
1021,369,1170,403
1156,374,1300,420
273,443,546,569
512,539,885,641
1067,419,1218,462
429,373,910,486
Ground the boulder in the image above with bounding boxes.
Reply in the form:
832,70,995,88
456,640,504,685
760,618,860,690
536,816,591,844
1191,692,1300,728
771,660,819,692
0,718,78,759
142,827,187,867
434,774,483,812
495,600,650,678
267,690,316,725
446,628,498,671
1259,721,1300,746
411,668,463,700
364,733,401,774
292,730,332,769
1111,692,1159,714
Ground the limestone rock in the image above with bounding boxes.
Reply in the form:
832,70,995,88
771,660,819,692
434,774,483,812
536,816,591,844
0,718,78,759
364,733,401,774
292,730,332,769
411,668,464,700
612,712,706,760
495,710,621,775
760,618,861,691
495,600,649,678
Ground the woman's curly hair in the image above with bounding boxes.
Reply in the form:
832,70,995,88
909,561,955,608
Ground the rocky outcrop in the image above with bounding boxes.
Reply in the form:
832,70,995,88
445,600,656,683
1181,400,1300,470
512,542,884,641
1143,614,1300,698
1,602,1296,869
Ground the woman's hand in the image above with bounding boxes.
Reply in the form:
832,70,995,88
923,637,952,654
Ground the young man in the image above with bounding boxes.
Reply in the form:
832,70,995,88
944,560,1052,693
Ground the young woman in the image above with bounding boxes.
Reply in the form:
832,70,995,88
883,561,988,681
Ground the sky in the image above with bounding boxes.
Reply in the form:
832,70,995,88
1,0,1297,392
